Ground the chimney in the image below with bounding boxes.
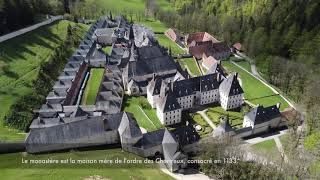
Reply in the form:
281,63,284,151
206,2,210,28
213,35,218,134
276,102,281,109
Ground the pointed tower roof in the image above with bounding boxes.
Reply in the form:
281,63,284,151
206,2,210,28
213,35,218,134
118,112,142,139
207,61,225,77
148,76,162,96
219,73,243,96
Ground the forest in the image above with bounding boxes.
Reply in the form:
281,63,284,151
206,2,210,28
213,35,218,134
0,0,71,35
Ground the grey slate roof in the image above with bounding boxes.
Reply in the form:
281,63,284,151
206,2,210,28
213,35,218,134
171,125,200,146
199,73,221,92
171,73,221,97
26,116,108,153
95,28,114,37
104,112,124,131
245,105,281,125
133,24,156,47
206,61,225,77
135,129,166,148
38,103,63,118
147,76,162,96
219,73,244,96
126,45,177,78
118,112,142,139
159,88,181,112
162,129,179,160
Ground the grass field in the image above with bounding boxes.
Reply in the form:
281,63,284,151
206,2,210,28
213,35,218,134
91,0,173,14
156,34,185,55
222,61,289,110
89,0,145,14
0,149,173,180
189,113,212,138
234,60,251,72
81,68,105,105
135,18,168,33
102,46,112,55
178,58,202,76
123,96,163,132
205,106,245,128
251,139,281,162
0,20,88,141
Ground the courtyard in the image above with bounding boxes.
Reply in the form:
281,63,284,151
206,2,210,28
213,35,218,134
81,68,105,105
122,95,163,132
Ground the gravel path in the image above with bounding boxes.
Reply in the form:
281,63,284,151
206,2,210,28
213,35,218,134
197,110,216,129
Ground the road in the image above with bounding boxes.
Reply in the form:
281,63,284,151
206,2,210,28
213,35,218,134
0,15,63,43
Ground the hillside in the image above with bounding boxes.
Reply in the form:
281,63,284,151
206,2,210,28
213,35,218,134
0,20,88,141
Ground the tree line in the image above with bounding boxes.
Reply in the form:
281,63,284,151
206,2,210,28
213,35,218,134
3,23,85,131
0,0,83,35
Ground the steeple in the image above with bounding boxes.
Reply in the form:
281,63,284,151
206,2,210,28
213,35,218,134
129,25,134,40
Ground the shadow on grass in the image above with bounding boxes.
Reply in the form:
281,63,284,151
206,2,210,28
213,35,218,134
0,21,65,63
247,93,280,101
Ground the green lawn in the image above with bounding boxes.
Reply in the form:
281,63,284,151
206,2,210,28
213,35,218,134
178,58,202,77
251,139,281,161
234,60,251,72
310,161,320,178
205,106,245,128
0,20,88,141
156,34,185,55
136,18,168,33
91,0,173,16
90,0,145,14
155,0,174,11
189,113,212,138
81,68,105,105
123,96,163,132
222,61,289,110
102,46,112,55
0,149,173,180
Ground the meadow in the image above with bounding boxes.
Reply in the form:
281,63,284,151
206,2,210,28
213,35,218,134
0,20,88,141
156,34,185,55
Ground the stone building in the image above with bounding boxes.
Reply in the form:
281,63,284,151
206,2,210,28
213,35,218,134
219,73,244,110
185,32,231,60
26,16,189,172
213,104,284,139
26,111,187,172
165,28,184,43
243,104,282,134
122,44,178,95
148,73,223,125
